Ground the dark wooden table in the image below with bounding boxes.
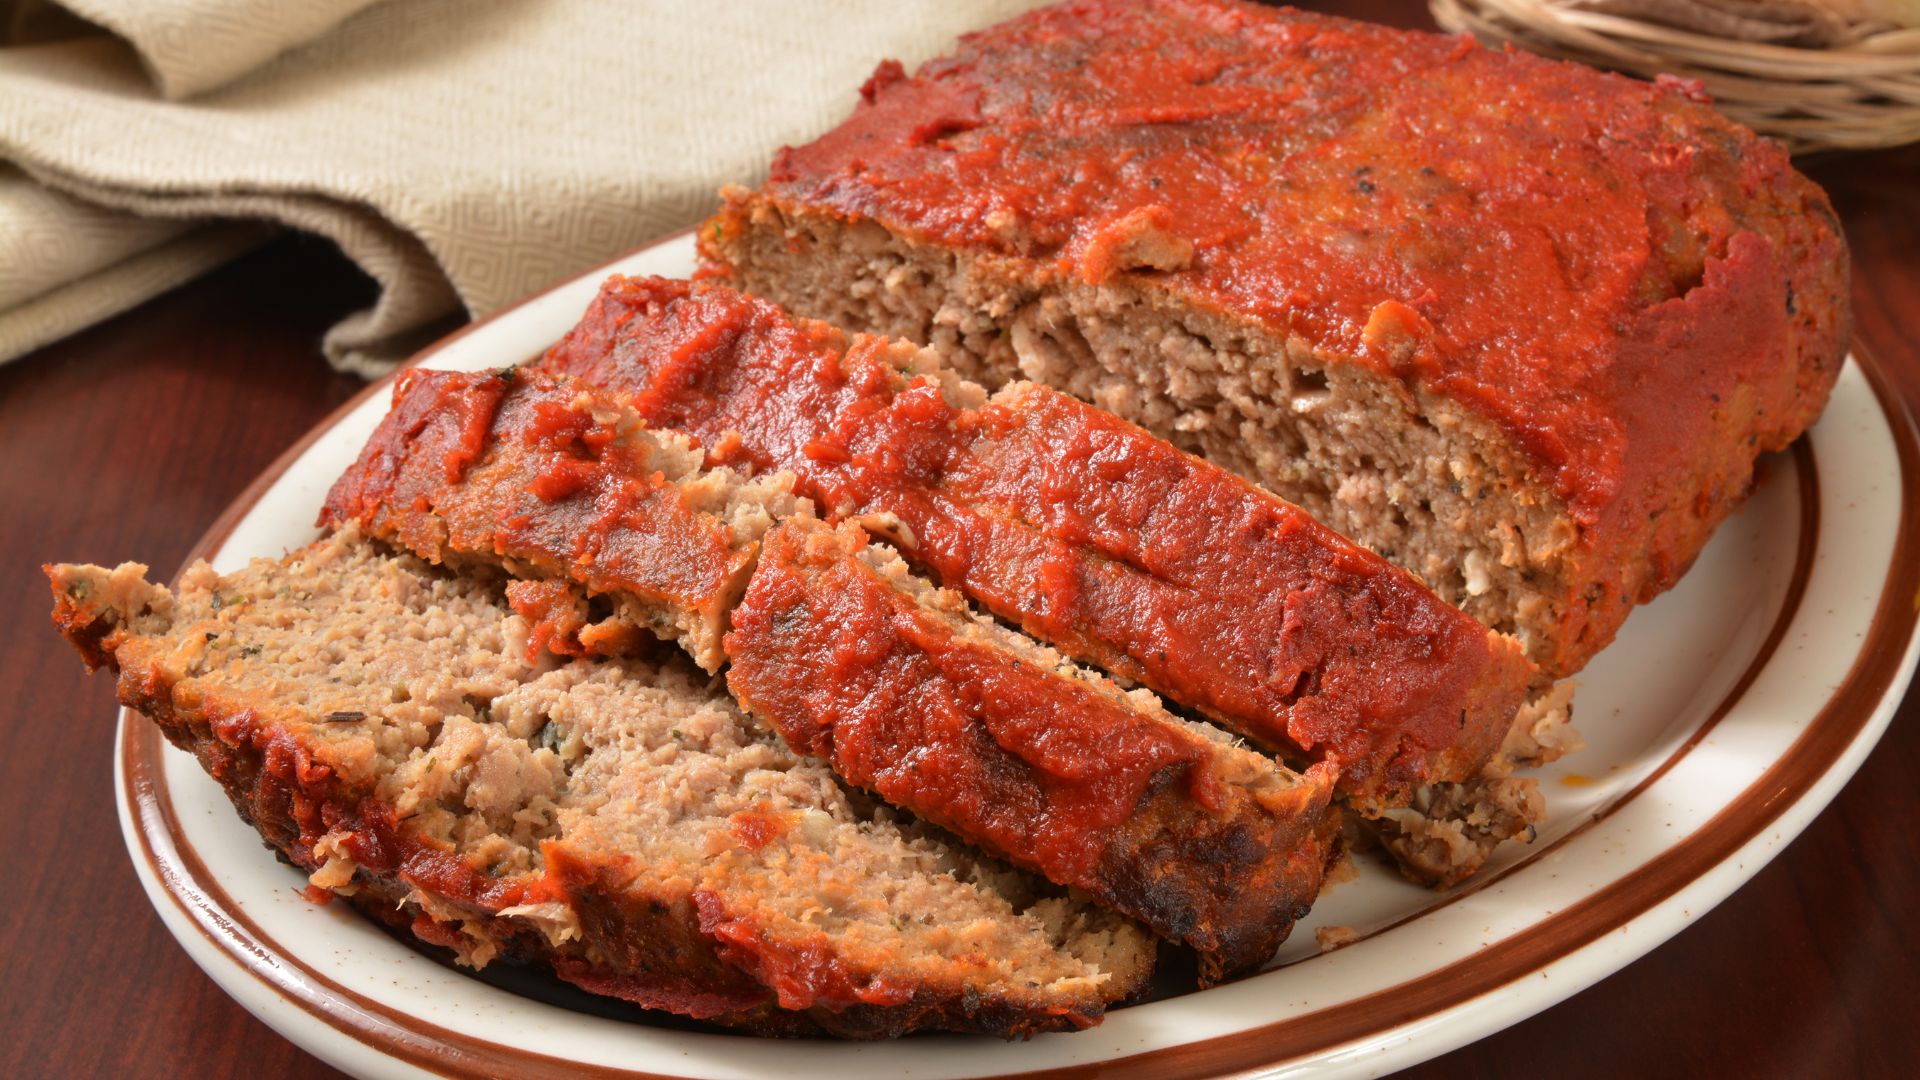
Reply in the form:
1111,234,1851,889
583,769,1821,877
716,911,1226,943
3,3,1915,1077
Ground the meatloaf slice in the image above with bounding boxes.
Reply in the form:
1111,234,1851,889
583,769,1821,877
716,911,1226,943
47,530,1153,1037
320,366,801,671
537,275,1533,811
728,517,1337,982
700,0,1850,682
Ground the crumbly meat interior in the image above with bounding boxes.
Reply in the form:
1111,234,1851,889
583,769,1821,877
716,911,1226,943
52,530,1149,1016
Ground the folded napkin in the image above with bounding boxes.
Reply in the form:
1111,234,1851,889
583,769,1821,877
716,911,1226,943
0,0,1044,374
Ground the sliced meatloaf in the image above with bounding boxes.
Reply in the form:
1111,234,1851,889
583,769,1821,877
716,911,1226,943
320,366,802,671
47,530,1153,1037
728,517,1337,983
322,363,1339,977
537,275,1533,812
700,0,1851,682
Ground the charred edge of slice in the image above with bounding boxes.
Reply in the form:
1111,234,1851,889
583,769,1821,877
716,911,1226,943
723,518,1339,983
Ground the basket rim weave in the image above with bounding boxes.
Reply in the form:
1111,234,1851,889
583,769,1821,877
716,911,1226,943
1430,0,1920,150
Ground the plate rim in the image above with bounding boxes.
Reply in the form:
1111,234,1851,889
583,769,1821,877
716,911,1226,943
113,231,1920,1078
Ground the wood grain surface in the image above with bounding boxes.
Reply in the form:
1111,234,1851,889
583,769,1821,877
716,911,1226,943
2,2,1914,1076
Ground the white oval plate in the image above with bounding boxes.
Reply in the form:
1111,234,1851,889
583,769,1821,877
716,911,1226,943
116,233,1920,1079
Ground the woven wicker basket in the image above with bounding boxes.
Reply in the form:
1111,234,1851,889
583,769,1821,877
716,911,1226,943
1430,0,1920,151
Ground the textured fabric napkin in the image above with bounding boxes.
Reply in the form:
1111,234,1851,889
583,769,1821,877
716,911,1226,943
0,0,1044,374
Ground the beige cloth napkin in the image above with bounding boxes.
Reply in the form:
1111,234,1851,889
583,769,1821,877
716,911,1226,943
0,0,1044,374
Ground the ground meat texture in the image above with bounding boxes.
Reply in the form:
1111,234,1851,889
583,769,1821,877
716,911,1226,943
725,518,1337,983
700,0,1849,684
46,530,1154,1038
321,367,802,672
537,275,1533,810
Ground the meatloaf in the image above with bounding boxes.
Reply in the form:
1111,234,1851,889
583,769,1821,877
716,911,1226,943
700,0,1851,681
48,529,1154,1037
537,275,1534,811
729,517,1337,982
321,365,801,671
322,364,1339,978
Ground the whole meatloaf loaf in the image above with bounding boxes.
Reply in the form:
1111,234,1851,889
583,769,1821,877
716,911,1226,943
701,0,1851,680
47,530,1153,1037
322,365,1341,980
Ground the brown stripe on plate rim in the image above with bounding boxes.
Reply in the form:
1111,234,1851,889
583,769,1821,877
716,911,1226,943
120,726,625,1079
115,331,1918,1080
